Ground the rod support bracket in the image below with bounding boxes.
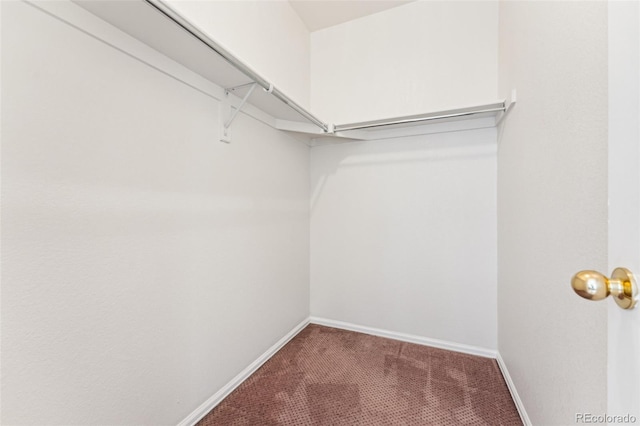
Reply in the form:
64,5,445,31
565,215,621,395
220,82,257,143
496,89,517,126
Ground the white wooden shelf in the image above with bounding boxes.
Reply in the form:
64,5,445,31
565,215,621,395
72,0,515,144
73,0,327,127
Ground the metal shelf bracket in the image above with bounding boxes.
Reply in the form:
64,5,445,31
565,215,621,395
496,89,517,126
220,82,257,143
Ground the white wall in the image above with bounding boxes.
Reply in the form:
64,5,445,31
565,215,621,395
166,0,311,109
308,0,500,353
497,1,608,424
310,128,497,351
310,0,499,124
0,2,309,424
608,1,640,418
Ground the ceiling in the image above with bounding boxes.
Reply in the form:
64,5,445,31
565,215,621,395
288,1,415,32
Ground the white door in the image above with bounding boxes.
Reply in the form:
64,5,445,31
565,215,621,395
608,0,640,419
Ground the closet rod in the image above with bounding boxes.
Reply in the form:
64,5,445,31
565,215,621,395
334,104,506,132
145,0,330,133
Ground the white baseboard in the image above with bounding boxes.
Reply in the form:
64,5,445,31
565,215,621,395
309,316,497,359
177,316,529,426
177,317,310,426
496,352,531,426
310,317,531,422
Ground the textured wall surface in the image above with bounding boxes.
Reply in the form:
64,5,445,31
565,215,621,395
497,2,608,424
1,2,309,424
310,129,497,351
310,1,499,124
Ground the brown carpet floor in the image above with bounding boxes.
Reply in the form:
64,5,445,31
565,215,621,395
198,324,522,425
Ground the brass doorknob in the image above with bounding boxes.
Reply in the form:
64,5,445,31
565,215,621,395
571,267,638,310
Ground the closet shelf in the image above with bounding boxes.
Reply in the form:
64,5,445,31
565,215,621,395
74,0,330,132
336,102,506,132
312,97,515,144
74,0,515,143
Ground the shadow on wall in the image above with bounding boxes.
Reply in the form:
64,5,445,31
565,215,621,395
310,128,497,213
